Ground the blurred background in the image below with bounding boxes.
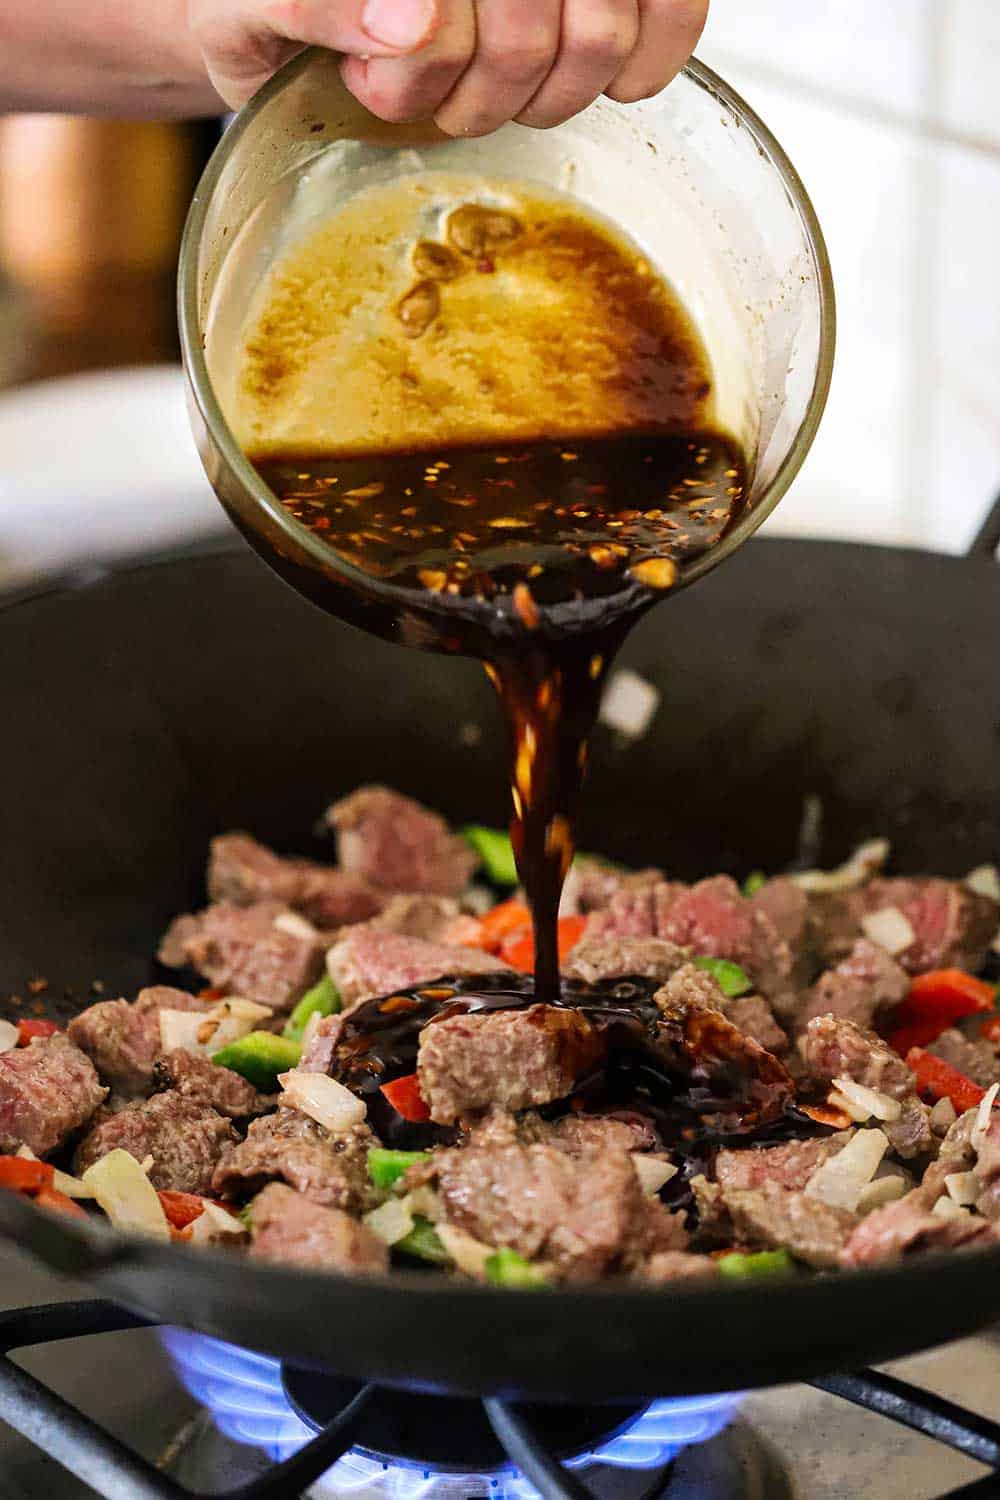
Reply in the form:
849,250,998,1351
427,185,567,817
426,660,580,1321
0,0,997,583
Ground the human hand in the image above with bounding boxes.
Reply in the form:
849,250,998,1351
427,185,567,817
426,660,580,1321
188,0,708,136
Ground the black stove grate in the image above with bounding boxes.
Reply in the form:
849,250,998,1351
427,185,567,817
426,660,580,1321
2,1299,999,1500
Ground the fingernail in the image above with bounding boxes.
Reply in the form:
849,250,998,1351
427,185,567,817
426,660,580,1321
362,0,434,49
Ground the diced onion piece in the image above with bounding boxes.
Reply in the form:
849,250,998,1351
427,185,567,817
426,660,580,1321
828,1089,868,1123
632,1155,678,1196
279,1069,366,1132
930,1096,958,1133
436,1222,494,1278
945,1171,979,1206
159,1009,205,1054
299,1009,323,1055
856,1176,907,1214
0,1020,18,1054
273,911,319,940
933,1195,971,1220
599,669,660,739
832,1076,902,1123
973,1082,1000,1148
966,865,1000,903
82,1150,170,1240
805,1128,889,1211
189,1202,247,1244
791,839,890,894
405,1185,442,1222
860,907,916,957
364,1198,414,1246
208,999,274,1052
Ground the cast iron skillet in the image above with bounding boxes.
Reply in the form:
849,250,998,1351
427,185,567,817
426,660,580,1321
1,505,999,1402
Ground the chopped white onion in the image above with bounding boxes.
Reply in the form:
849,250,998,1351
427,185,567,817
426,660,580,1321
0,1020,18,1054
832,1076,902,1123
279,1070,366,1132
945,1171,979,1206
189,1201,247,1245
461,884,496,917
599,669,660,740
856,1176,907,1214
435,1222,494,1278
631,1155,678,1196
299,1009,323,1056
405,1185,442,1222
933,1195,971,1220
158,1009,206,1054
790,839,890,894
860,907,916,957
15,1144,93,1199
159,997,272,1057
930,1097,958,1133
364,1197,414,1246
966,865,1000,903
82,1150,170,1240
973,1083,1000,1148
273,911,319,940
805,1128,889,1211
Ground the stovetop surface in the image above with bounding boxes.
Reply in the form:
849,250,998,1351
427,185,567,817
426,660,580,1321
1,1243,997,1499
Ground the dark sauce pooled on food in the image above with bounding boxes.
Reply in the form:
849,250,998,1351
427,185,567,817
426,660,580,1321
246,189,750,1001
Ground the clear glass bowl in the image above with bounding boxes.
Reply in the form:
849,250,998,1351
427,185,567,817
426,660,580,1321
177,49,834,637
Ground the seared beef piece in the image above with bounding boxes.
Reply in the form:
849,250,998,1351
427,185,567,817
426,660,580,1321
810,879,999,975
73,1091,234,1193
750,877,809,954
800,1014,914,1099
68,988,207,1097
0,1035,107,1157
723,995,789,1056
465,1107,657,1156
368,893,460,942
326,786,477,897
208,833,383,929
248,1182,388,1273
653,977,794,1132
840,1191,994,1267
434,1140,684,1278
885,1097,934,1160
212,1108,375,1212
711,1179,855,1269
798,940,909,1033
640,1250,719,1282
299,1013,342,1074
930,1030,1000,1089
563,935,689,985
714,1134,852,1193
150,1050,263,1119
972,1111,1000,1220
326,926,508,1012
558,860,663,917
161,901,324,1013
418,1004,604,1125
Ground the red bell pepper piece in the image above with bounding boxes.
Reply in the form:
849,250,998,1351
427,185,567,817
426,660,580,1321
905,1046,986,1115
501,915,587,974
885,971,997,1053
34,1184,87,1219
0,1156,55,1193
885,1018,944,1056
17,1018,61,1045
478,899,532,953
158,1190,210,1230
380,1072,431,1123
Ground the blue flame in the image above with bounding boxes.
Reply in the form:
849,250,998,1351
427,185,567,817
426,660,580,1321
161,1329,739,1494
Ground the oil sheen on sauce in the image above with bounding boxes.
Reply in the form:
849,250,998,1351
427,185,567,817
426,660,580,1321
239,177,749,1002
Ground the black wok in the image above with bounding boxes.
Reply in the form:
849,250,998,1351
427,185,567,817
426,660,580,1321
1,508,999,1403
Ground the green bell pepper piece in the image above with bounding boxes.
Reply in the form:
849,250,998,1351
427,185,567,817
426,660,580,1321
461,825,519,886
395,1216,452,1265
367,1147,432,1191
212,1032,301,1091
283,974,340,1041
717,1248,796,1279
742,870,767,897
484,1247,549,1288
692,956,753,998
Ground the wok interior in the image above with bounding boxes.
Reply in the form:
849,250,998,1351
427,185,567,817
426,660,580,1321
2,536,1000,1395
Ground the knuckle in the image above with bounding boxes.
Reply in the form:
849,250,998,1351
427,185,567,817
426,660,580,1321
566,10,637,63
605,70,664,103
489,34,555,82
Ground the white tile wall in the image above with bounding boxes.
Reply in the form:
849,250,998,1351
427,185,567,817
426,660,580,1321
700,0,1000,554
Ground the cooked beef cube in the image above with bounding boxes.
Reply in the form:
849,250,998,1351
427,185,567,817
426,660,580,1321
563,935,688,985
248,1182,388,1273
417,1004,603,1124
559,860,663,917
921,1108,978,1201
368,893,460,942
884,1097,934,1160
930,1029,1000,1089
465,1106,657,1156
298,1013,342,1075
972,1110,1000,1219
798,939,909,1033
434,1141,683,1278
208,832,383,928
0,1034,107,1157
150,1050,263,1119
212,1108,375,1212
840,1191,994,1266
162,901,324,1013
716,1181,856,1269
326,926,508,1011
714,1134,852,1193
863,878,999,974
750,877,809,953
326,786,477,897
800,1014,914,1099
640,1250,719,1282
723,995,789,1055
585,880,685,940
73,1091,235,1193
68,987,207,1097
